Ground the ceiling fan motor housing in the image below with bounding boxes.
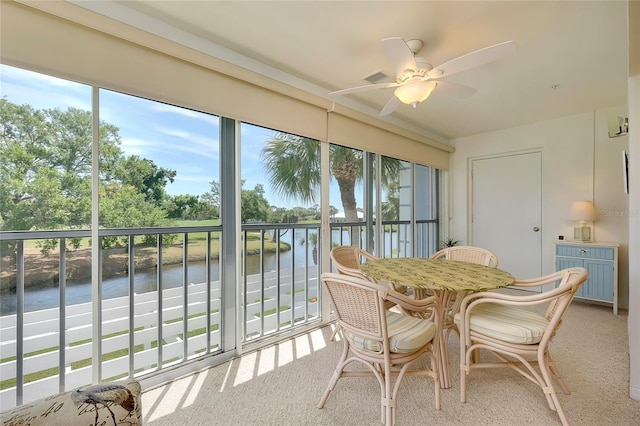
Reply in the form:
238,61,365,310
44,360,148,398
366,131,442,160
405,39,423,54
398,57,432,83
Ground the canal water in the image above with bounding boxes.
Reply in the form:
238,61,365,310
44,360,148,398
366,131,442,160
1,229,398,315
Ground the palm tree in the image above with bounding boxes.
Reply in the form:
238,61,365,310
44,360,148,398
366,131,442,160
261,132,401,223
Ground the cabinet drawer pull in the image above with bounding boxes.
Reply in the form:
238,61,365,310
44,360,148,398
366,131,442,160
579,249,587,253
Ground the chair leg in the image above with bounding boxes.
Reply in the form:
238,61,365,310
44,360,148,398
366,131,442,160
548,355,571,395
431,352,441,410
460,347,470,403
381,365,395,426
318,340,349,409
539,354,569,426
318,368,341,409
329,324,340,341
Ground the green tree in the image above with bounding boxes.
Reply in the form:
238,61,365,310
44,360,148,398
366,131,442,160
261,132,401,223
99,183,172,247
114,155,176,204
0,100,119,233
241,184,271,223
165,194,200,219
381,180,400,221
200,180,220,214
189,199,219,220
204,180,271,223
0,99,175,253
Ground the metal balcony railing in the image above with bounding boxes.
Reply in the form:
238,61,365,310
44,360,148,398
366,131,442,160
0,223,320,410
0,218,437,410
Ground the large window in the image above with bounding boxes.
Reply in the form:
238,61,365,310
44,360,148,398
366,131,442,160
0,65,96,402
97,90,222,380
240,124,321,340
0,62,441,409
0,64,227,407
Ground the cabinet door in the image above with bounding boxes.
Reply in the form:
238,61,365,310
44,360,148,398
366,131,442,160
583,260,614,302
556,258,583,269
556,257,586,297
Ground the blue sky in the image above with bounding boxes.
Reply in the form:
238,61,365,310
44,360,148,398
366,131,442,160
1,64,360,210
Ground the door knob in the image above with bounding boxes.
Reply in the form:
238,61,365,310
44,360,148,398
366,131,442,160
533,227,540,232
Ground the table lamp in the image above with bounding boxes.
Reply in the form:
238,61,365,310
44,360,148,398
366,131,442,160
568,201,599,242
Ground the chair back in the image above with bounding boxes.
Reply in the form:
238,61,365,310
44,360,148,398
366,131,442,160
321,272,389,345
431,245,498,267
330,245,378,278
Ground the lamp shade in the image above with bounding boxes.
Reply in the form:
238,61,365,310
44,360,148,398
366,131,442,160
394,81,436,105
568,201,599,221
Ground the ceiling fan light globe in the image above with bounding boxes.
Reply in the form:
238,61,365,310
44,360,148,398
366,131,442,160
394,81,436,105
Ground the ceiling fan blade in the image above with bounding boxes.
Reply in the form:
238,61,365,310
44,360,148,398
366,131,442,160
432,81,477,98
329,82,400,96
428,40,517,78
379,96,402,116
381,37,418,76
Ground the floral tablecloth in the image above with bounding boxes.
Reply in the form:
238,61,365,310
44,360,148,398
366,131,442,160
360,258,515,292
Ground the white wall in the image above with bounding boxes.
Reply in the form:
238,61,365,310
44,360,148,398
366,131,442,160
627,0,639,401
450,108,629,309
628,73,639,400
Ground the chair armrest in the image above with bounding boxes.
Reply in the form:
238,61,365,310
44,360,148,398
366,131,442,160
386,290,442,323
360,250,379,262
459,267,587,316
460,283,572,312
512,269,575,287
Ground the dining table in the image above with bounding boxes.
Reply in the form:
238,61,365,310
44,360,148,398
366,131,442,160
360,257,515,389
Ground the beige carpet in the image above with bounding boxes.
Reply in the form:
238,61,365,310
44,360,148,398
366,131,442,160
142,298,639,425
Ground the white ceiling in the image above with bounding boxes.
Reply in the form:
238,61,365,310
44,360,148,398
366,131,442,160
84,1,628,141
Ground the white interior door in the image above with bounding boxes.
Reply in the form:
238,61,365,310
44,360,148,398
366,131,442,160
471,151,542,285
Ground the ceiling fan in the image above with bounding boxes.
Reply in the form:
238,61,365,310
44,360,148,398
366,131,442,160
329,37,517,116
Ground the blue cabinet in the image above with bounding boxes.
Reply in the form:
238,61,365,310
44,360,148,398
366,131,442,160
554,242,618,314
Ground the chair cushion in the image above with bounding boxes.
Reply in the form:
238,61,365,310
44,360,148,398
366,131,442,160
345,311,436,354
454,303,549,344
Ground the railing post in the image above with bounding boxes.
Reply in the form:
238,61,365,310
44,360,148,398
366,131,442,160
183,233,189,360
16,241,24,406
59,238,66,392
157,234,163,371
128,234,135,377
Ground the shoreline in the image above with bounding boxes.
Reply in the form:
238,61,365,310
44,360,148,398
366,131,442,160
1,240,291,292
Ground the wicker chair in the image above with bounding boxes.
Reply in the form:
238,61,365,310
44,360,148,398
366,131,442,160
430,245,499,267
456,267,588,426
330,245,378,277
318,273,441,426
429,245,500,343
330,245,408,294
329,246,408,340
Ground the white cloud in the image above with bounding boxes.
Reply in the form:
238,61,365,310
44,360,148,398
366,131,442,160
2,65,76,88
153,103,218,123
1,66,91,112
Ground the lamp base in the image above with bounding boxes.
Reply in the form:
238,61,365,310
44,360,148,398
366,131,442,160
574,226,592,242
